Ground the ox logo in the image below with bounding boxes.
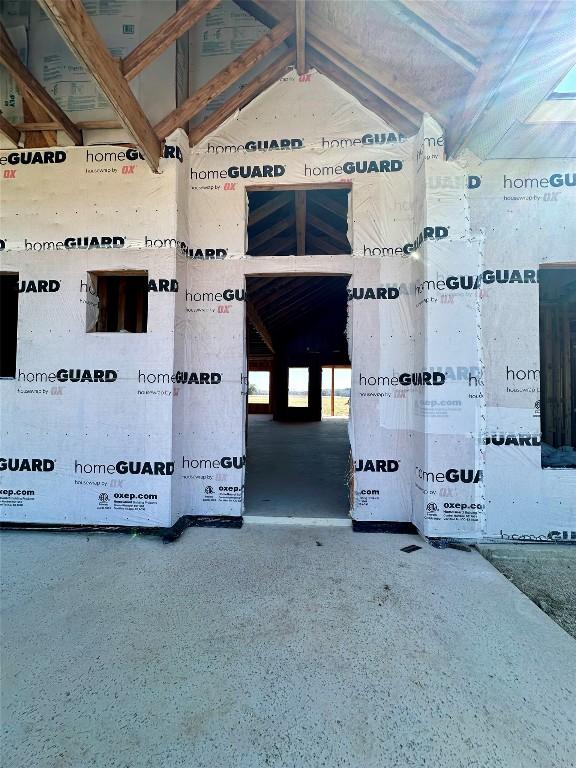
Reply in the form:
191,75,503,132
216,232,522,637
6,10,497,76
3,169,16,178
218,305,231,314
223,182,236,191
299,73,311,82
122,165,135,175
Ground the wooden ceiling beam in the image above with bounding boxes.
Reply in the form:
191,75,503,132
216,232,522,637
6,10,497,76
0,22,81,145
122,0,220,80
296,0,306,75
249,212,296,251
308,233,347,256
395,1,489,62
247,299,275,353
313,191,348,219
249,190,293,226
447,0,565,159
295,190,306,256
245,1,440,123
158,16,295,139
189,49,295,145
39,0,161,170
266,236,297,257
0,112,21,146
308,212,349,248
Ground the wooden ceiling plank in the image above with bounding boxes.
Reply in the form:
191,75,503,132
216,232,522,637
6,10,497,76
308,212,348,247
387,1,479,74
266,281,328,322
39,0,161,170
189,49,295,145
446,0,558,158
295,190,306,256
249,212,296,251
0,112,21,146
308,232,347,256
122,0,220,80
296,0,306,75
252,278,308,310
247,299,275,353
308,51,418,136
313,191,348,218
158,16,295,139
266,236,297,257
396,0,489,61
248,190,293,226
0,22,81,145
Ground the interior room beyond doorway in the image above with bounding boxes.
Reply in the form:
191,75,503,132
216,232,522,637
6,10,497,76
244,275,351,518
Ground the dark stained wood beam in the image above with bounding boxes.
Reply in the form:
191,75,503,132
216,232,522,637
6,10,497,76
308,232,348,255
39,0,161,169
122,0,220,80
395,0,489,62
249,213,296,251
296,0,306,75
158,16,295,139
0,112,21,146
0,22,81,145
313,191,348,219
447,0,568,158
266,236,296,256
189,50,295,145
247,299,275,353
249,191,292,226
308,212,348,248
295,190,306,256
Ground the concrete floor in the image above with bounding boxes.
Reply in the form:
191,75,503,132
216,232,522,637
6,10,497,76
478,544,576,639
2,527,575,768
244,415,350,518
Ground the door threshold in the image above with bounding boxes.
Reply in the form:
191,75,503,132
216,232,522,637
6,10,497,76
243,515,352,527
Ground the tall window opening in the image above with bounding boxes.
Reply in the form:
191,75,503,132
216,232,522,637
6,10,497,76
539,265,576,468
0,273,18,378
322,366,351,418
288,367,309,408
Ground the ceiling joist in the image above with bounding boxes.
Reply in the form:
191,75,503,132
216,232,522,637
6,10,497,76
0,22,81,145
122,0,220,81
295,190,306,256
157,15,295,139
39,0,161,171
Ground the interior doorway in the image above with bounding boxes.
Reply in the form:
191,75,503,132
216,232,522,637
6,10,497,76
244,275,351,518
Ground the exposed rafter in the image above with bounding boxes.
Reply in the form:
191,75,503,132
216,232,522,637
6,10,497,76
248,191,292,226
395,0,489,62
266,236,297,256
0,22,81,145
39,0,161,171
157,16,295,139
447,0,573,158
296,0,306,75
189,50,295,145
246,299,275,353
0,112,20,147
249,213,296,251
308,212,348,247
122,0,220,80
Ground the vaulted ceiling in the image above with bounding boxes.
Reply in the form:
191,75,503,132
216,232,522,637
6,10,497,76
1,0,574,169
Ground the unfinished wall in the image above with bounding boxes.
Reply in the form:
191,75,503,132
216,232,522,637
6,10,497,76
1,68,575,540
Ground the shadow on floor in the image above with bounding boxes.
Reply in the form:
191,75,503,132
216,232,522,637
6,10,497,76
244,415,350,518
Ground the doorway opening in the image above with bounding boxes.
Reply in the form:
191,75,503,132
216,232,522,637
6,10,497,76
244,275,351,518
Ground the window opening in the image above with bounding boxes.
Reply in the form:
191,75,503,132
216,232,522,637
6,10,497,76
88,272,148,332
322,366,351,418
248,370,270,405
288,367,309,408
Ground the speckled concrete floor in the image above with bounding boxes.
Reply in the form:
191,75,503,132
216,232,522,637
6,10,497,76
1,527,575,768
244,416,350,517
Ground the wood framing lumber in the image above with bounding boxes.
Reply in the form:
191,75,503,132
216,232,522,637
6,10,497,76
39,0,161,170
0,22,81,145
122,0,220,81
